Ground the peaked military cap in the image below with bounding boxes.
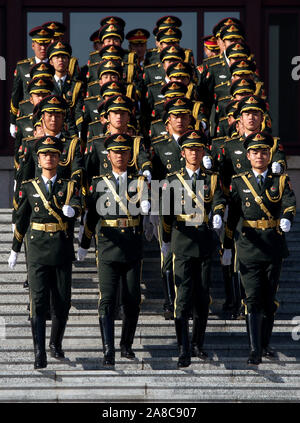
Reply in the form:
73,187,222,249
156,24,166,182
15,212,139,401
203,35,219,51
35,136,64,155
178,129,208,148
226,42,251,60
156,16,182,30
160,45,185,62
161,81,187,98
244,132,274,150
105,94,133,114
156,27,182,43
38,95,68,114
104,133,133,151
230,78,256,97
97,99,107,116
212,17,243,38
99,24,124,43
100,81,126,98
100,16,126,29
27,77,54,95
220,24,245,41
237,95,267,114
126,28,150,43
99,45,125,61
230,59,256,76
225,100,239,117
97,60,123,79
90,29,101,43
166,61,193,79
47,41,72,60
30,62,55,79
42,21,66,37
29,26,54,43
164,97,193,115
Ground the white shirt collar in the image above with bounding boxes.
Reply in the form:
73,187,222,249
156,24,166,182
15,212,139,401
35,57,48,64
112,170,127,182
185,167,200,178
172,133,180,142
41,174,57,187
54,74,67,84
252,169,268,180
45,132,62,139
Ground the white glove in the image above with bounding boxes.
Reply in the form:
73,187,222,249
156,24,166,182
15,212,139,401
78,224,84,244
280,218,291,232
161,241,171,258
143,170,152,183
8,250,18,269
272,162,281,174
10,124,16,138
141,200,150,214
203,155,212,170
221,249,232,266
77,247,88,261
62,205,75,218
212,214,223,229
201,121,207,130
12,224,15,234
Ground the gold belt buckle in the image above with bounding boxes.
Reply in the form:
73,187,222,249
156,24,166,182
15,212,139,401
46,223,57,232
257,220,264,229
118,218,128,228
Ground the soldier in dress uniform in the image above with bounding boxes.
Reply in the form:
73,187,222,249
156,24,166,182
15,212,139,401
9,26,54,138
8,136,82,369
126,28,150,66
161,130,226,367
222,132,296,364
78,133,150,366
47,41,84,135
41,21,81,81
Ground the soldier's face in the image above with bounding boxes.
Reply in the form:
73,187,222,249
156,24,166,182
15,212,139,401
42,111,64,133
240,110,263,132
107,149,131,171
103,37,122,47
38,151,60,171
30,92,49,106
224,38,243,49
170,76,190,86
159,41,178,51
108,110,130,130
181,147,204,167
217,37,225,53
99,72,119,86
169,113,191,135
129,42,147,61
247,148,271,170
32,41,50,60
33,125,44,138
50,54,69,73
93,41,102,51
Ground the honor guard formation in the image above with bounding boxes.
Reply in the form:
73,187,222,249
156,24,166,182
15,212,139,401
7,16,296,370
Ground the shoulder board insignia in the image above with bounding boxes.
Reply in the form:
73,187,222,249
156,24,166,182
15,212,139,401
17,58,31,65
209,61,223,67
232,172,249,179
144,63,159,69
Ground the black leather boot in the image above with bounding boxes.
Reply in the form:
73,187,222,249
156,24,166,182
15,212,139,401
120,315,138,359
262,315,276,358
175,318,191,368
222,266,234,311
49,316,67,359
99,315,115,365
246,312,263,365
30,316,47,369
191,312,209,360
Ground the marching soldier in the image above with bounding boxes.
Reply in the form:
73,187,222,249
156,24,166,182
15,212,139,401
47,41,84,135
222,132,296,364
78,133,150,365
161,130,226,367
8,136,82,369
126,28,150,66
10,26,54,137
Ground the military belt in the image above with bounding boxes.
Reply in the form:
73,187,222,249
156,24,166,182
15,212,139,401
243,219,279,229
177,214,208,223
101,218,140,228
31,222,68,232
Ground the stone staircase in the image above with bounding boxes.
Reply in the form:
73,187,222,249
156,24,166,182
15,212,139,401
1,208,300,402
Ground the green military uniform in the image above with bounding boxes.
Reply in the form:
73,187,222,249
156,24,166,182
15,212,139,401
161,130,226,367
223,132,296,364
10,136,82,369
80,133,149,365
